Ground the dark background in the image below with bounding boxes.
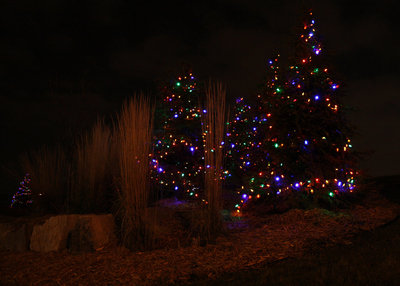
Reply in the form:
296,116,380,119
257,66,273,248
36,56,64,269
1,0,399,202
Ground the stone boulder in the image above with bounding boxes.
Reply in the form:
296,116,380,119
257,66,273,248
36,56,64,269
30,214,116,252
67,214,116,252
30,215,77,252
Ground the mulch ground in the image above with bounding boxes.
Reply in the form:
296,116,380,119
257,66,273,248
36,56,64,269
1,191,399,286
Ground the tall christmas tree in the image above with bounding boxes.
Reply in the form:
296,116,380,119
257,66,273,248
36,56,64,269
229,11,358,212
151,71,206,200
278,11,358,198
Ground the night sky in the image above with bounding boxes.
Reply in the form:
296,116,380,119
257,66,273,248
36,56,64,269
1,0,400,193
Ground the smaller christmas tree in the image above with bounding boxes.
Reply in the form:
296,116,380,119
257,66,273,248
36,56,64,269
10,173,33,208
151,70,206,200
225,55,284,211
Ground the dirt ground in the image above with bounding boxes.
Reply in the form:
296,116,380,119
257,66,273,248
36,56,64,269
1,190,399,286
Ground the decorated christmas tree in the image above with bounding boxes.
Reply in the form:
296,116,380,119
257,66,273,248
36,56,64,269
224,96,254,187
226,55,286,211
10,173,33,208
151,71,206,200
277,11,358,197
230,11,358,212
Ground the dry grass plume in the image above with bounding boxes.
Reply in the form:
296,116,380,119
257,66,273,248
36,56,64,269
115,94,155,250
201,81,227,241
70,119,111,213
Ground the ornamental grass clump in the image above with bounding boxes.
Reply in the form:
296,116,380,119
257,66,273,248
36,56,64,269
70,119,112,213
201,81,227,242
115,94,155,250
20,145,71,212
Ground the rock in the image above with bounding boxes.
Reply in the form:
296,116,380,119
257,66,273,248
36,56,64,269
68,214,116,252
30,215,78,252
87,214,116,250
68,217,94,252
30,214,116,252
0,223,29,252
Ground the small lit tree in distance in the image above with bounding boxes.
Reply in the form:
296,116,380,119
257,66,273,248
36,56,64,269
10,173,33,208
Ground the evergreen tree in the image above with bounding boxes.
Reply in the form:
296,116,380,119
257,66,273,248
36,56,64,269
225,96,253,186
229,11,358,212
11,173,33,208
151,71,206,200
276,11,358,199
226,56,283,210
